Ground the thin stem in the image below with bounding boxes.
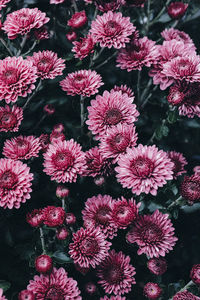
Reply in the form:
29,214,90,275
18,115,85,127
72,0,78,12
137,70,141,103
39,227,46,254
89,47,105,68
22,41,37,57
32,114,46,131
62,198,65,210
17,35,27,56
80,96,85,133
169,281,194,300
23,79,42,110
167,196,183,210
145,0,151,33
94,51,117,70
0,38,13,56
149,0,171,26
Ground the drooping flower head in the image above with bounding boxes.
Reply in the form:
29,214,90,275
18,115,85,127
147,257,167,275
94,0,125,12
3,135,41,160
97,250,136,295
180,174,200,205
0,105,23,132
0,57,38,103
90,11,136,49
43,139,86,183
99,123,138,162
0,158,33,209
60,70,103,97
3,8,49,39
69,227,111,268
143,282,162,299
173,290,199,300
117,37,158,71
126,210,178,258
86,90,139,140
82,194,118,239
115,144,174,196
27,267,81,299
167,151,187,179
112,197,140,229
27,50,65,80
72,35,95,60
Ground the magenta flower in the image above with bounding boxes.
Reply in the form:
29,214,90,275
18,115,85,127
0,105,23,132
161,28,196,51
167,151,187,179
181,174,200,205
173,290,199,300
126,210,178,258
100,297,126,300
72,35,95,60
94,0,125,12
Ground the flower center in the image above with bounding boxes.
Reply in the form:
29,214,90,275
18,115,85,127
45,286,64,300
80,237,100,256
0,112,17,128
38,58,53,72
141,223,164,244
131,156,154,178
96,206,111,225
104,20,121,36
2,68,18,84
104,108,122,125
0,171,18,189
53,150,74,170
73,75,86,88
105,264,123,284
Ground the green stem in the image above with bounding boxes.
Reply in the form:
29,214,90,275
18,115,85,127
94,51,117,70
23,79,42,110
137,70,141,103
145,0,151,33
17,35,27,56
0,38,13,56
22,41,37,57
80,96,85,133
167,196,183,210
72,0,78,12
169,281,194,300
39,227,46,254
149,0,171,26
62,198,65,210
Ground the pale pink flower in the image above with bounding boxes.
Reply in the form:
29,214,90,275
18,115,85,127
97,250,136,295
69,227,111,268
86,90,139,140
3,8,49,39
72,35,95,60
0,105,23,132
99,123,138,162
161,28,196,51
3,135,41,160
82,194,118,239
115,144,174,196
60,69,103,97
0,56,38,104
27,267,81,299
90,11,136,49
117,37,158,71
27,50,65,80
43,139,86,183
126,210,178,258
0,158,33,209
167,151,187,179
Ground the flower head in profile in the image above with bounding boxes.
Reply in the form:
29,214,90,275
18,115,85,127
50,0,65,3
167,151,187,179
90,11,136,49
43,139,86,183
82,194,118,239
115,144,174,196
72,35,95,60
0,57,38,103
173,290,199,300
27,50,65,80
86,90,139,140
126,210,178,258
147,257,167,275
111,84,134,98
3,135,41,160
0,158,33,209
161,28,196,51
27,267,81,299
68,11,87,29
60,69,103,97
97,250,136,295
26,209,44,228
69,227,111,268
3,8,49,39
0,105,23,132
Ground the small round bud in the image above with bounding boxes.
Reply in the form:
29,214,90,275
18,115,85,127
56,185,70,198
43,104,55,115
85,282,97,295
167,86,185,106
190,264,200,285
18,290,35,300
39,134,50,152
50,130,65,144
94,176,105,186
35,254,53,274
66,31,77,42
56,227,69,240
167,2,188,20
143,282,162,299
65,213,76,225
147,258,167,276
53,123,65,133
26,209,44,228
67,11,87,29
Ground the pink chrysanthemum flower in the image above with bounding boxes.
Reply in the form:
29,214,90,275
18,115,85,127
193,166,200,175
27,267,81,299
3,8,49,39
43,206,66,227
111,84,134,98
43,139,86,183
149,40,194,90
115,144,174,196
0,0,11,10
100,297,126,300
60,69,103,97
0,158,33,209
82,194,118,239
39,134,50,152
99,123,138,162
162,55,200,83
0,288,7,300
117,37,158,71
112,197,140,229
97,250,136,295
84,147,113,178
50,0,65,3
0,105,23,132
27,50,65,80
86,90,139,140
69,227,111,268
34,26,49,40
0,57,38,104
143,282,162,299
180,174,200,205
90,11,136,49
147,257,167,275
126,210,178,258
167,151,187,179
72,35,95,60
68,11,87,29
94,0,125,12
3,135,41,160
173,290,199,300
161,28,196,51
190,264,200,285
26,209,44,228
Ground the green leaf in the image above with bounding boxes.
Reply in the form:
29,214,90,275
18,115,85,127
167,110,178,124
0,280,11,292
52,251,73,264
155,124,169,140
168,283,176,298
